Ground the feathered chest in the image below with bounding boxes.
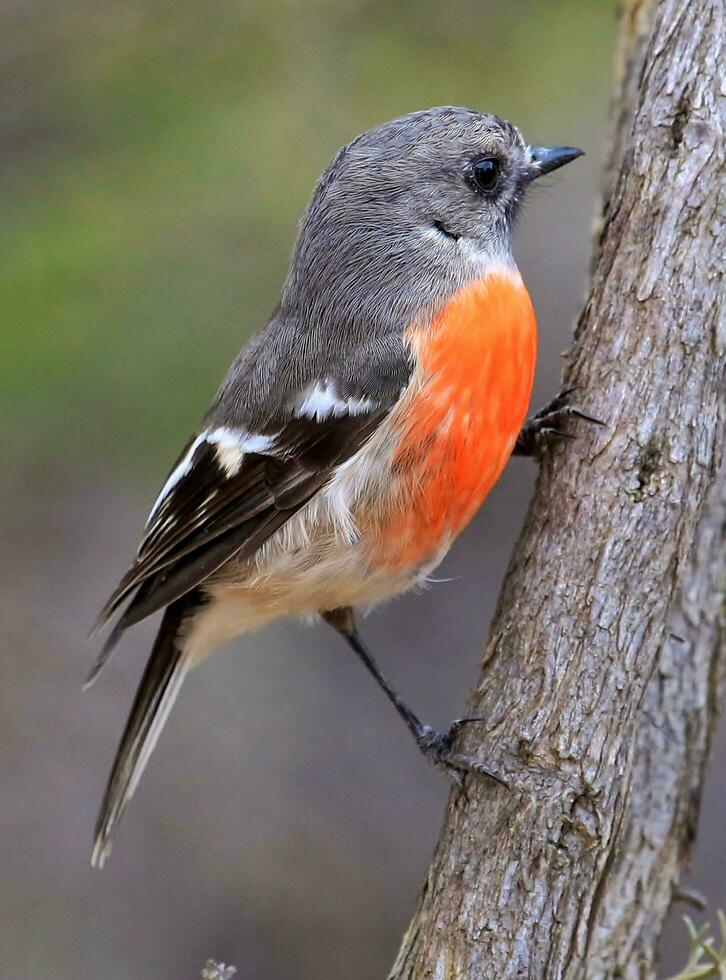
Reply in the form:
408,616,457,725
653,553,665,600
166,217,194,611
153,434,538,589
378,267,537,566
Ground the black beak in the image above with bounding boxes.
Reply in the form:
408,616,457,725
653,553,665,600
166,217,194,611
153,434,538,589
527,145,584,180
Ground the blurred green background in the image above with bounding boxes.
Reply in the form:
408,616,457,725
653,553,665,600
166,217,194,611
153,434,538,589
3,1,724,977
2,0,615,472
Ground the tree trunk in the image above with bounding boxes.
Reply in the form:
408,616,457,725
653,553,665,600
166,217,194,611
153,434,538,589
390,1,724,977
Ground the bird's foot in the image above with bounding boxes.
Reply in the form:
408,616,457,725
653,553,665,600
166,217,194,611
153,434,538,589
514,386,604,459
414,718,509,791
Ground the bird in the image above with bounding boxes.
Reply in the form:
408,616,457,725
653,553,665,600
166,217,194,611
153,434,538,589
87,106,591,868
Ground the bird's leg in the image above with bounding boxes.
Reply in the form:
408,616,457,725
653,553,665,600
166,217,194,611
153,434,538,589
514,385,604,459
321,607,507,790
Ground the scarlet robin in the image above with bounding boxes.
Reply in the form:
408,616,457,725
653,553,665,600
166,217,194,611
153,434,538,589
88,106,591,867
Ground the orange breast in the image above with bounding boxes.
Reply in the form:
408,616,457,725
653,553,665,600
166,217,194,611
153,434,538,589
377,267,537,569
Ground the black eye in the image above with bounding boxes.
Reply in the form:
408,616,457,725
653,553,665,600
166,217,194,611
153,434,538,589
471,157,501,194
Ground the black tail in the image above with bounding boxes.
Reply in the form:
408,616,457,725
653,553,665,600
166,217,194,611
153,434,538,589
91,599,191,868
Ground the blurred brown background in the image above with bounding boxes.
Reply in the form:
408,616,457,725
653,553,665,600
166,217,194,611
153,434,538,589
1,1,723,977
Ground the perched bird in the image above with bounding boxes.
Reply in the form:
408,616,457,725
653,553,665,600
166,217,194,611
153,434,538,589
88,106,590,867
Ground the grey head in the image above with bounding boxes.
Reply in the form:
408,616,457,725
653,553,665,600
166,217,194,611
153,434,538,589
211,107,581,429
281,106,583,336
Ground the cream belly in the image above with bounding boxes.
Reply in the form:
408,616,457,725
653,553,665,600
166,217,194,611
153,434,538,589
183,535,449,667
182,418,452,667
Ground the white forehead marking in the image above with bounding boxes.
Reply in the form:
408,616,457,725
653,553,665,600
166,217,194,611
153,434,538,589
147,428,276,521
296,381,374,422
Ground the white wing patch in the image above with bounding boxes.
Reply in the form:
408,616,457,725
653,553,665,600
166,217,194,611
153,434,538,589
146,383,379,529
295,380,374,422
206,427,275,477
147,433,207,522
147,427,277,522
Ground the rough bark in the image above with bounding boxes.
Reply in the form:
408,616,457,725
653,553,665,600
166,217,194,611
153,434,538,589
390,0,724,977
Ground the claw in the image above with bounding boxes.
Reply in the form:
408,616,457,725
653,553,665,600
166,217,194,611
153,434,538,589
568,407,605,426
415,721,508,791
533,388,575,419
335,621,508,796
448,716,488,736
445,752,510,789
559,384,578,397
542,427,576,441
514,387,604,459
